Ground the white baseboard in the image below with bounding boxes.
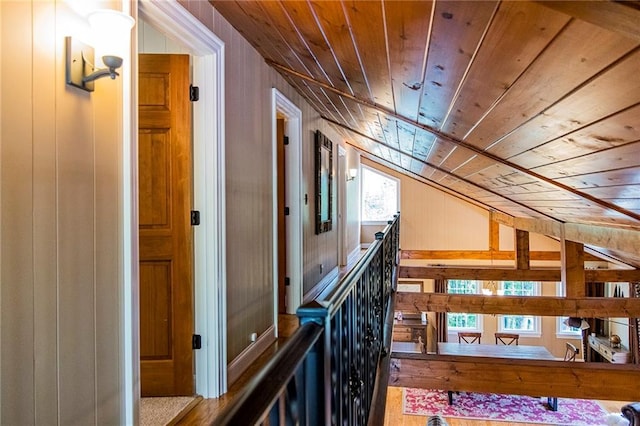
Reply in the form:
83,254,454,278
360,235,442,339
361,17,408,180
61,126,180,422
227,325,276,386
303,266,339,304
347,245,363,265
361,242,372,249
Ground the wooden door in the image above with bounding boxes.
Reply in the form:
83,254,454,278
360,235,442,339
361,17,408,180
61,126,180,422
138,54,193,396
277,118,287,313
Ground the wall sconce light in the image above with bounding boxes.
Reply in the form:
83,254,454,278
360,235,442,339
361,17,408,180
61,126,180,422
66,9,135,92
346,168,358,181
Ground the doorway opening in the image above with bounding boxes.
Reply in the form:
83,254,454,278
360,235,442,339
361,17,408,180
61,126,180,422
124,1,226,423
272,89,303,321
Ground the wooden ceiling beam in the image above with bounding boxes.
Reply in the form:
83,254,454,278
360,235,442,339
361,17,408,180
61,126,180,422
400,249,602,262
515,229,530,270
562,240,586,297
266,60,640,223
389,356,640,401
491,211,640,255
395,292,640,317
399,265,640,282
534,1,640,42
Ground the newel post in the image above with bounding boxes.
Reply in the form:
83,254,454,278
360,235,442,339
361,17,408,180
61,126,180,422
297,301,330,425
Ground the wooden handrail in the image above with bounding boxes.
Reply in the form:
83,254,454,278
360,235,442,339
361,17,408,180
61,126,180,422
216,214,401,425
216,322,324,424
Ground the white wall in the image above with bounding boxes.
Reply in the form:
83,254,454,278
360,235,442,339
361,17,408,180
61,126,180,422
1,1,126,424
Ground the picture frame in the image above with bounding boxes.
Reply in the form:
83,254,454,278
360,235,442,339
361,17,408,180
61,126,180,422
315,130,333,234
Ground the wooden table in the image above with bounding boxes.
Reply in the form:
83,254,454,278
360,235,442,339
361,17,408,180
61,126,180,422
437,343,560,410
438,342,556,360
392,341,424,354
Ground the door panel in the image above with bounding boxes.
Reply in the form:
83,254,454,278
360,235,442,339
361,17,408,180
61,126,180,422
277,118,287,314
139,53,193,396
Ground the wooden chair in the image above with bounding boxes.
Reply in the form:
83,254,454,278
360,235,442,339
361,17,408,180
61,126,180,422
495,332,519,345
564,342,579,361
548,342,580,410
457,332,482,344
450,332,482,405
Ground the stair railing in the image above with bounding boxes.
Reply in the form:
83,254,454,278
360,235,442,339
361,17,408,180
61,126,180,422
217,213,400,425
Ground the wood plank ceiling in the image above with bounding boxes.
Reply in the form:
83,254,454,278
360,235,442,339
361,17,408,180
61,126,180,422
210,0,640,266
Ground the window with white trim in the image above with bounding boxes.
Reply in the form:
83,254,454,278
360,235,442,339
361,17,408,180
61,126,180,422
360,166,399,224
447,280,482,331
556,282,582,337
498,281,541,335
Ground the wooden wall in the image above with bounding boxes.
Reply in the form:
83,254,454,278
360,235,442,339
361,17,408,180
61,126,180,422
177,0,361,365
0,1,124,424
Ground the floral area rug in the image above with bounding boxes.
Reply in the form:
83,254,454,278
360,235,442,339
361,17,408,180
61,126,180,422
403,388,609,425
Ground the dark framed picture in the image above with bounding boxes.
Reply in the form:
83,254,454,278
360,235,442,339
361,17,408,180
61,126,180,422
315,130,333,234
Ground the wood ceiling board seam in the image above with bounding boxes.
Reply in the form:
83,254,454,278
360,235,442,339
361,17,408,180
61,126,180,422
554,165,640,189
383,0,434,121
342,0,394,109
278,1,352,95
307,0,373,103
535,0,640,43
215,1,319,80
437,0,501,133
265,0,337,87
459,17,576,143
418,0,499,129
465,19,638,151
489,46,640,158
508,103,640,169
582,185,640,200
358,150,513,215
267,61,640,222
532,139,640,179
397,122,417,157
440,2,570,137
334,117,549,218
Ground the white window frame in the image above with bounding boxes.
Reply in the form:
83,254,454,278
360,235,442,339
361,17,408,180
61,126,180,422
555,282,582,338
497,281,541,337
447,280,483,333
360,165,400,225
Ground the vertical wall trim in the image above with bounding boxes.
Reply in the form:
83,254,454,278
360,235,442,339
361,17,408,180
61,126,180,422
137,0,227,399
337,146,347,267
123,1,138,424
272,89,303,316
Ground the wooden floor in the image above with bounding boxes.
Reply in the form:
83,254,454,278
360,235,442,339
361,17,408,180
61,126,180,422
175,315,299,425
176,313,631,425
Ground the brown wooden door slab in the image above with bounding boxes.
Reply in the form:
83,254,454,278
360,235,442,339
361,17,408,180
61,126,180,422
139,54,193,396
277,118,287,314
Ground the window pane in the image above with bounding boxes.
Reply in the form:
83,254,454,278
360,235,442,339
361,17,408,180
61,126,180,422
361,167,398,221
448,280,479,330
499,281,540,333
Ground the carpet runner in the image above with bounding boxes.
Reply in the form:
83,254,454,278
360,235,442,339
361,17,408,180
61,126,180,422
404,388,609,425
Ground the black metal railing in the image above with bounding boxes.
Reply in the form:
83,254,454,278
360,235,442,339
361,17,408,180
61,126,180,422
217,214,400,425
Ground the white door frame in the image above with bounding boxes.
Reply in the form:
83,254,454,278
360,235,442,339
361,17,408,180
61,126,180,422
125,1,226,421
337,146,347,266
272,89,303,318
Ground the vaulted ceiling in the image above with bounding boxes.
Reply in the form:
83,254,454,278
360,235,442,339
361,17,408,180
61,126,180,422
210,1,640,267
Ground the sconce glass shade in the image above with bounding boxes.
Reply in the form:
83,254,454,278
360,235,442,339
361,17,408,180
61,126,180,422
66,9,134,92
88,9,135,65
346,168,358,181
